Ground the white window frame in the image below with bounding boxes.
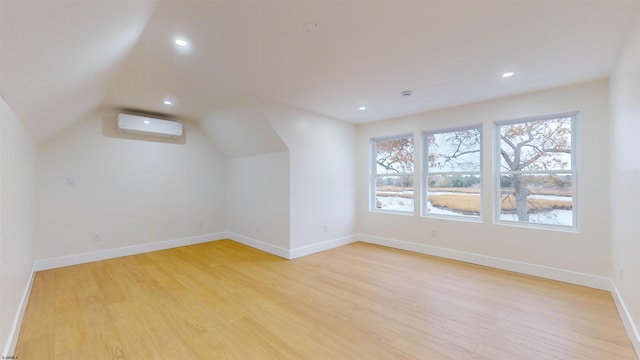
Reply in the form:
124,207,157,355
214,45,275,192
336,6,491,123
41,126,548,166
422,125,483,221
494,112,578,231
370,134,415,214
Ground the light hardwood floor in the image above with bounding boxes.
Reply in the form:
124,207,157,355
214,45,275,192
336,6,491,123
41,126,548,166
15,240,637,359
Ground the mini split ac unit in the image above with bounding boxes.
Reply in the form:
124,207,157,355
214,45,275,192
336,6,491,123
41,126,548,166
117,113,183,137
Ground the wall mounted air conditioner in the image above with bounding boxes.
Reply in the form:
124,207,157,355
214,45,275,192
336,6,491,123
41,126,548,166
117,113,183,137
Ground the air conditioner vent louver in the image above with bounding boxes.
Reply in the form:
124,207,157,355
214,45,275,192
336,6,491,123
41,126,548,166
117,113,182,137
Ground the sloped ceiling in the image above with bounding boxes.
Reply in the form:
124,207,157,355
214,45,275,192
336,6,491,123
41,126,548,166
200,99,287,159
1,0,639,145
0,0,157,142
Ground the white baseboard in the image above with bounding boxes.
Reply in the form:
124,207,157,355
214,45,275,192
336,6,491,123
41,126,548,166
226,232,290,259
2,268,35,358
611,281,640,357
34,232,226,271
226,233,358,260
289,235,358,259
356,233,612,291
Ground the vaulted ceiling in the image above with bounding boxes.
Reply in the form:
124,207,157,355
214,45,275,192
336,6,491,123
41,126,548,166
1,0,639,143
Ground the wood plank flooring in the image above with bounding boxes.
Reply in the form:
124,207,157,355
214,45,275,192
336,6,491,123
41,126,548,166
14,240,637,359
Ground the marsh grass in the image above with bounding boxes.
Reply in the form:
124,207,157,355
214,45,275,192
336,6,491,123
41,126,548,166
498,195,572,212
376,186,414,199
429,194,572,214
377,186,572,214
428,195,480,214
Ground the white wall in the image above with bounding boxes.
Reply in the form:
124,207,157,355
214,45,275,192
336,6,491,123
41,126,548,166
226,151,290,252
610,12,640,351
357,80,612,281
0,96,36,355
35,111,226,260
263,102,357,251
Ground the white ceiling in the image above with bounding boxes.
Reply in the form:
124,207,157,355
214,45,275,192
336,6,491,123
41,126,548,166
1,0,639,143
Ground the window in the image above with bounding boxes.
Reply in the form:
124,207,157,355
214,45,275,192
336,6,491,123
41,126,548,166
496,113,576,228
371,134,414,213
423,126,482,219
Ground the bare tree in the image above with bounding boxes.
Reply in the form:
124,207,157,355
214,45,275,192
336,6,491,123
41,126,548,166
376,138,414,174
499,117,571,221
425,118,571,221
427,129,481,172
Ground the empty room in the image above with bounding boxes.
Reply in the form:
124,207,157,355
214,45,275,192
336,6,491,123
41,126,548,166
1,0,639,359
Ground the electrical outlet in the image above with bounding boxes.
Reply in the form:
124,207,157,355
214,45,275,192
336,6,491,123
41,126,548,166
198,220,204,228
323,224,329,233
93,232,102,241
430,230,437,238
620,267,624,283
66,176,75,186
256,225,261,232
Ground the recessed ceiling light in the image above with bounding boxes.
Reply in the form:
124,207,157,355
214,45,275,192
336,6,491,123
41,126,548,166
143,120,150,124
174,39,188,47
163,99,173,105
358,106,367,111
502,71,515,78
